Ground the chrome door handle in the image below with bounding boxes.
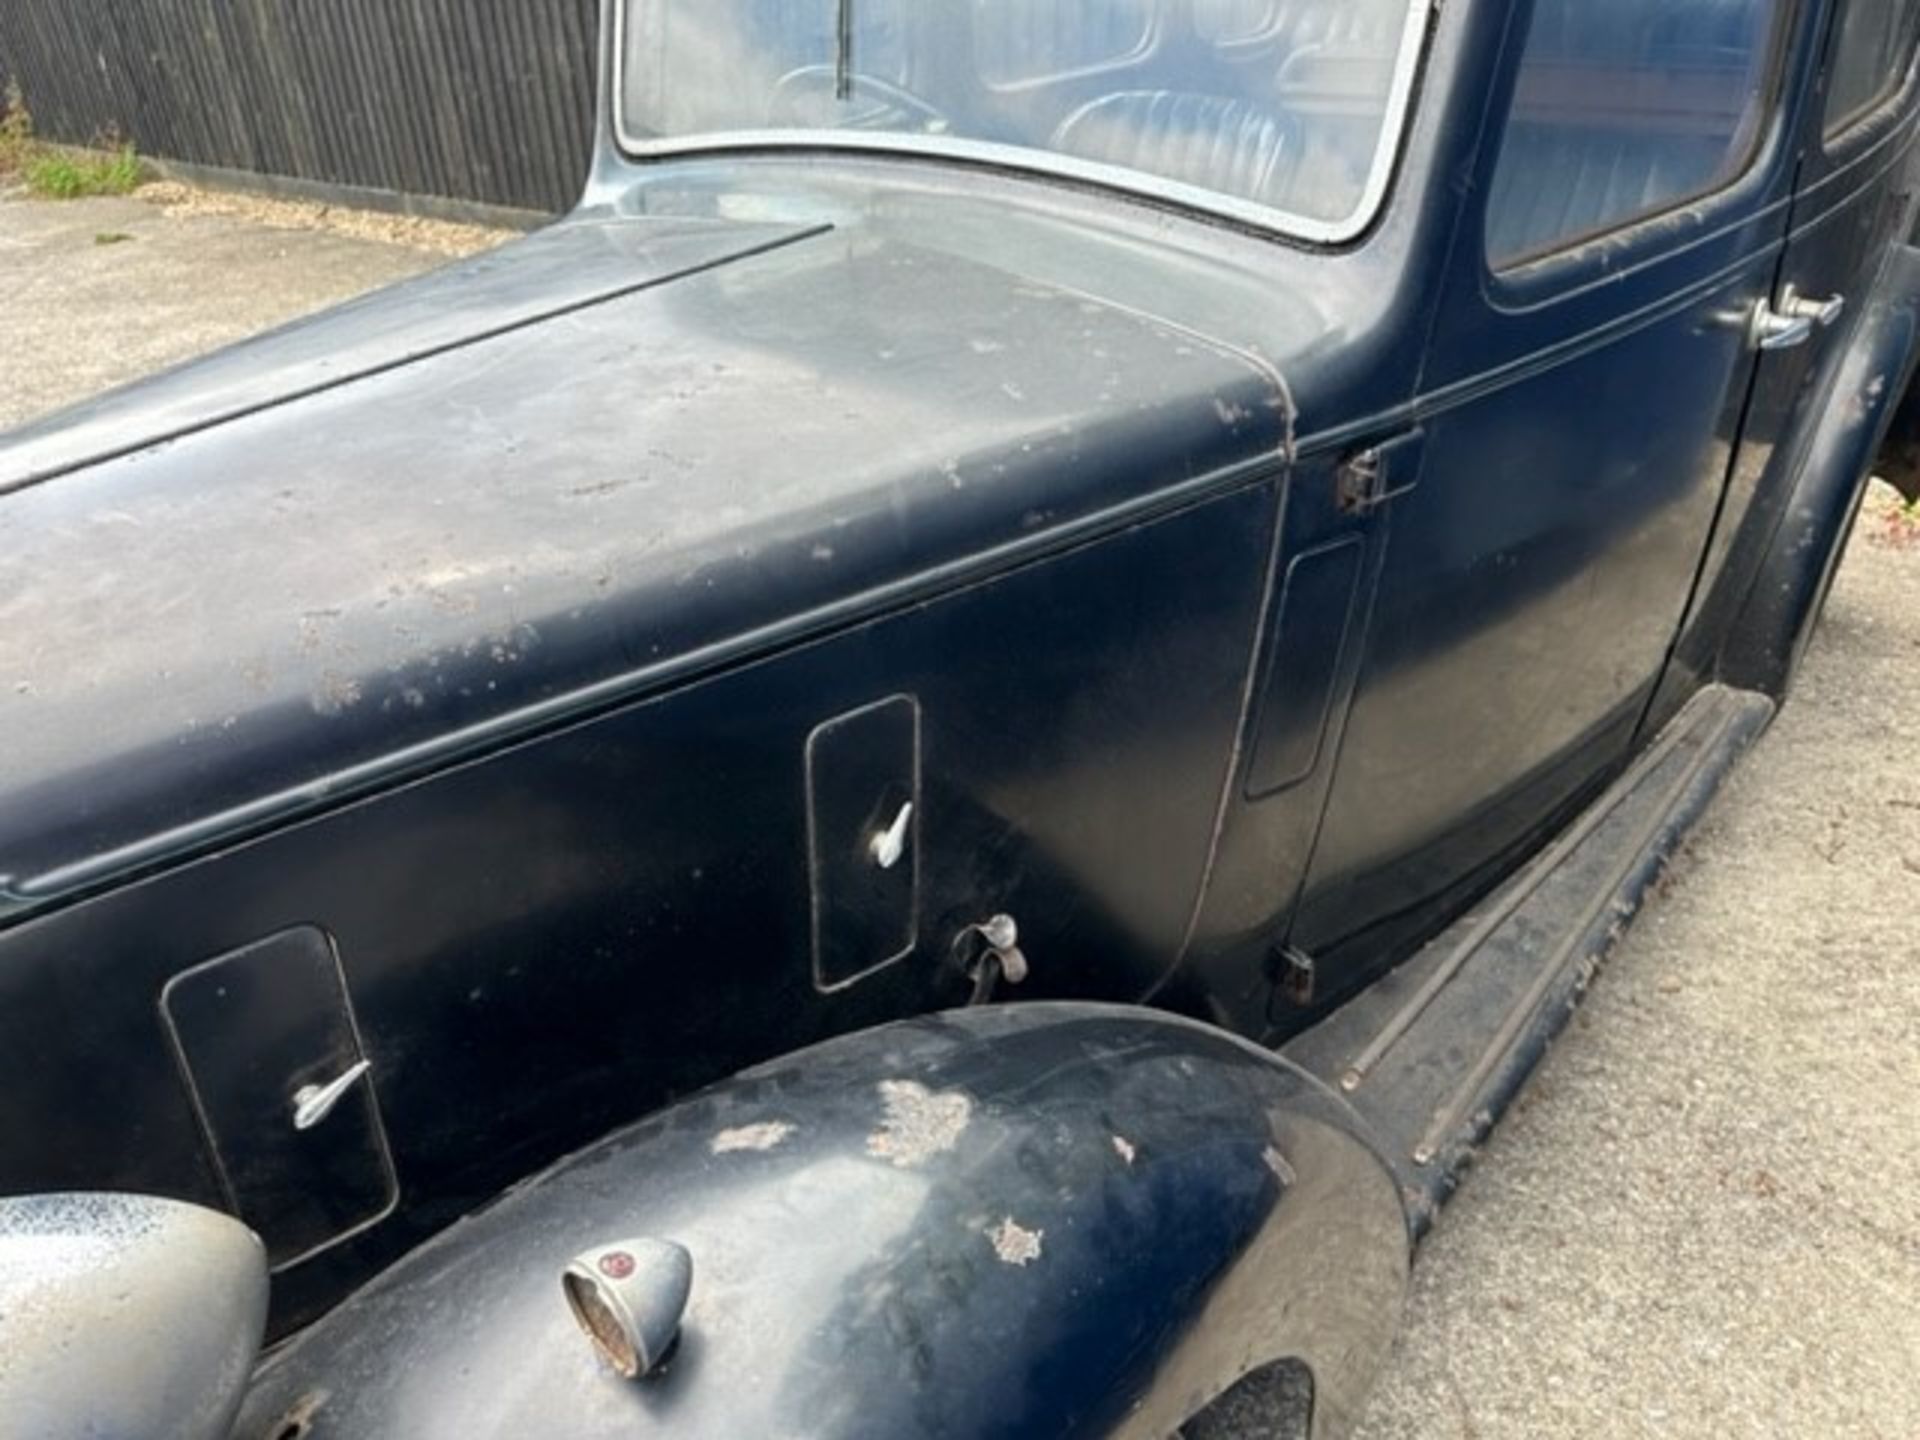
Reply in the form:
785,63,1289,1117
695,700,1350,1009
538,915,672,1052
1749,302,1814,352
1780,285,1846,328
291,1058,373,1131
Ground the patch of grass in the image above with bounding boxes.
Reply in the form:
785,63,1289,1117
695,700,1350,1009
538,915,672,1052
1,88,144,198
24,140,143,200
93,230,133,246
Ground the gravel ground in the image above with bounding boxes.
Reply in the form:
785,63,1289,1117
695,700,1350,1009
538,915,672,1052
2,187,1915,1438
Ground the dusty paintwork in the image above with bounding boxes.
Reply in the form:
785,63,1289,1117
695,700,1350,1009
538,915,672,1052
0,214,1288,914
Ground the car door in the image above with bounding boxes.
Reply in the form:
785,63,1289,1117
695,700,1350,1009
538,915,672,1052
1281,0,1822,998
1644,0,1920,727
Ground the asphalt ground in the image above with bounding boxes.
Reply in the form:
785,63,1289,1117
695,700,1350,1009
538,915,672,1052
3,186,1916,1438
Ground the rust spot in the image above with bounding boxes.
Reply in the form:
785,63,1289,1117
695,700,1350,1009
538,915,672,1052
988,1217,1043,1267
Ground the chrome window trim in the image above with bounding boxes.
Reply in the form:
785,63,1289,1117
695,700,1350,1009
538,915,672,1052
610,0,1432,246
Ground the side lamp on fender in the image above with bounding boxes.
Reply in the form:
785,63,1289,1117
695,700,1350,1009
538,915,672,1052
562,1236,694,1380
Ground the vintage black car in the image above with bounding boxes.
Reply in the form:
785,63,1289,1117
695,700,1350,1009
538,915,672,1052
5,0,1919,1435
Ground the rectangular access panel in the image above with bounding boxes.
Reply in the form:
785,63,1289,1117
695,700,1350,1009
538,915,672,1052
806,694,922,992
160,926,396,1269
1245,536,1367,799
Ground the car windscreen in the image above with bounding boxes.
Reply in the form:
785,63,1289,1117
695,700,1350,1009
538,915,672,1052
616,0,1431,242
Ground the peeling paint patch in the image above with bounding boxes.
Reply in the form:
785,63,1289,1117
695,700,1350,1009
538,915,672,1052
1111,1135,1137,1165
1263,1145,1297,1187
988,1217,1043,1266
866,1080,972,1168
711,1121,795,1155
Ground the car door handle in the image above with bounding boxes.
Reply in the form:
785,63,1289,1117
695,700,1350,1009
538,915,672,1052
1749,301,1813,351
1780,285,1846,328
1747,287,1846,352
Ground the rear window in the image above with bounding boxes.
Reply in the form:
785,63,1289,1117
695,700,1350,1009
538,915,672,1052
1824,0,1920,137
1485,0,1783,267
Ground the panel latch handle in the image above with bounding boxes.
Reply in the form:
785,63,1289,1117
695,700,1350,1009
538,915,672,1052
291,1058,373,1132
868,801,914,870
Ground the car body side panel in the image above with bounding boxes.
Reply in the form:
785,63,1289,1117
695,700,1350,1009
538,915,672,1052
0,479,1278,1332
0,228,1285,921
1289,253,1782,979
1176,451,1396,1034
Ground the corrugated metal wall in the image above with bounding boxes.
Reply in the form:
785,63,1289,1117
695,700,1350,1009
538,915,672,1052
0,0,599,214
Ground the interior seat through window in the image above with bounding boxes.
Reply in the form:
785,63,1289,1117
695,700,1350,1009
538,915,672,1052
1485,0,1778,265
1051,90,1303,203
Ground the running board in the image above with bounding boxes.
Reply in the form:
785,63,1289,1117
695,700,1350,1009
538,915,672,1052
1284,684,1775,1236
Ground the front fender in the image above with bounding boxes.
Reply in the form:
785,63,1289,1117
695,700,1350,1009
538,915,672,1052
233,1004,1408,1440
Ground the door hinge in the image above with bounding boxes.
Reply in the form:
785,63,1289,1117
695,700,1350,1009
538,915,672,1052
1336,429,1423,515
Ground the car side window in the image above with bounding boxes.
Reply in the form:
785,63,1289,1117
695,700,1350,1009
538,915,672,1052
1823,0,1920,137
1485,0,1784,268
